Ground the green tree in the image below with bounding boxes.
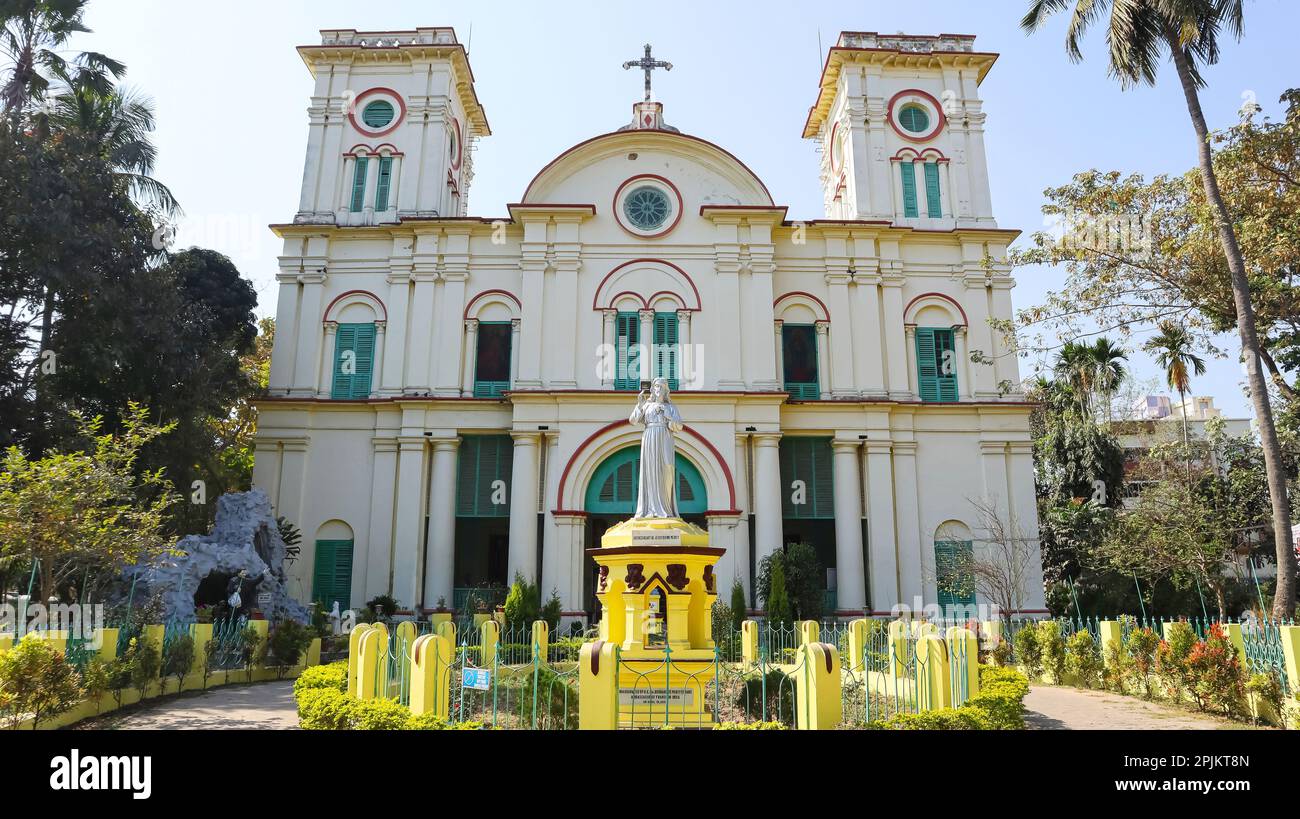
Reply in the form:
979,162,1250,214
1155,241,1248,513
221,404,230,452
764,560,792,629
729,578,747,633
1022,0,1296,619
0,634,82,729
0,0,123,113
0,403,179,601
1144,320,1207,470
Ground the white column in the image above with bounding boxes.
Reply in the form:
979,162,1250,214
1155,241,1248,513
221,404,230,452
715,266,743,388
831,441,866,612
550,514,587,614
268,276,299,393
752,434,784,577
707,513,742,600
890,161,904,220
882,276,909,398
391,438,427,610
365,438,398,600
278,440,310,601
748,267,779,390
854,275,887,397
381,272,409,394
955,328,973,400
317,323,338,398
540,433,562,596
362,153,380,221
424,438,460,608
979,441,1010,530
551,262,579,388
892,441,927,608
826,274,855,397
291,275,325,397
434,272,467,397
461,319,479,397
905,326,918,396
677,310,694,388
990,281,1018,391
507,432,541,583
406,274,436,393
864,441,898,613
510,318,521,387
773,320,785,389
639,309,655,384
939,160,954,219
964,276,997,397
815,321,833,400
371,322,386,399
1008,442,1047,611
733,437,753,605
516,260,546,388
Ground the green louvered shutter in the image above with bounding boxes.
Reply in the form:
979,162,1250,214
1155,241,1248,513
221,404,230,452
900,162,919,218
456,436,514,518
935,540,976,608
915,327,939,402
350,156,369,212
653,311,679,390
313,540,353,610
780,437,834,519
917,327,958,403
934,328,959,401
924,162,942,218
615,311,641,390
332,323,375,399
374,156,393,212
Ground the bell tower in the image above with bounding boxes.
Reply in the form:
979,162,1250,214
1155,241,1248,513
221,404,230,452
804,32,997,229
292,28,490,225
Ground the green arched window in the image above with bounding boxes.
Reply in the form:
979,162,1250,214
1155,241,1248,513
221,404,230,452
584,447,707,516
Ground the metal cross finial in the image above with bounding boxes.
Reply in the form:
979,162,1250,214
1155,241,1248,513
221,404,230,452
623,43,672,102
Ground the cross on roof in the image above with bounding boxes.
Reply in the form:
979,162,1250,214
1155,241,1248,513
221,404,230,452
623,43,672,102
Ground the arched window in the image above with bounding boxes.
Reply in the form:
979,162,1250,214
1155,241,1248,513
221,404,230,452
584,447,707,516
331,323,376,399
935,539,975,609
915,327,958,403
782,324,819,400
313,521,355,610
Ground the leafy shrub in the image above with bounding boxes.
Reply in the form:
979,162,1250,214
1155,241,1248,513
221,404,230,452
364,595,402,621
502,574,540,629
266,619,314,677
1102,638,1129,692
0,636,83,729
162,633,195,690
540,590,562,633
297,688,356,730
79,657,110,713
293,661,347,698
969,666,1030,729
1037,621,1067,684
763,560,793,628
714,721,787,730
1245,673,1284,726
710,598,733,647
296,685,484,730
351,696,413,730
1155,622,1197,701
734,669,795,726
757,543,823,622
127,636,161,700
884,707,991,730
532,664,579,730
1186,624,1245,717
990,639,1014,668
1124,627,1159,698
729,580,747,633
1013,624,1042,680
1066,630,1102,688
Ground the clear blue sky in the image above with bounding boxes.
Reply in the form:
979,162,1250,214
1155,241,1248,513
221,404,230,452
70,0,1298,417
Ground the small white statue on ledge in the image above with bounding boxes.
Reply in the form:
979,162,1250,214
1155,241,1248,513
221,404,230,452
629,377,684,519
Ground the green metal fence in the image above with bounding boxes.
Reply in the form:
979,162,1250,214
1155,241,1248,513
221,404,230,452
1241,619,1291,697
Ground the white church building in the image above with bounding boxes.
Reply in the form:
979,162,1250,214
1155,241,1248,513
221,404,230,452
253,27,1047,624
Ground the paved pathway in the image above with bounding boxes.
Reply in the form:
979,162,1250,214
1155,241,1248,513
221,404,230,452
73,681,299,730
1023,685,1239,730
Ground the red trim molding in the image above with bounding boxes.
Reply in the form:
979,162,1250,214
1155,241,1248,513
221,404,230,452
323,289,388,323
612,174,684,239
463,288,521,321
348,87,407,139
592,258,702,312
903,291,968,326
886,88,947,143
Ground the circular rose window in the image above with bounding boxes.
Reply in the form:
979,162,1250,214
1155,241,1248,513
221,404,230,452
623,186,671,231
613,175,682,238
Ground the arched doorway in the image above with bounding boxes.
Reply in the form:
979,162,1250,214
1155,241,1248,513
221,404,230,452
582,447,707,617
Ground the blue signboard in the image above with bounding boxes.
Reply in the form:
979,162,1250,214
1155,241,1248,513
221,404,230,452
462,668,491,691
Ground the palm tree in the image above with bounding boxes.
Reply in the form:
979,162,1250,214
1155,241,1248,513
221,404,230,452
0,0,123,114
1087,338,1128,421
1054,341,1095,414
1144,321,1206,474
1022,0,1297,619
46,77,179,214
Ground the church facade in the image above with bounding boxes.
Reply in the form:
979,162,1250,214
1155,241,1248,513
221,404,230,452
253,28,1047,624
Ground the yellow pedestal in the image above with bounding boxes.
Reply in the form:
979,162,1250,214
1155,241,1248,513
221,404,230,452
586,516,724,728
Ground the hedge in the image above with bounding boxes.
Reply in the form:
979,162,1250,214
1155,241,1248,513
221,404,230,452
294,685,485,730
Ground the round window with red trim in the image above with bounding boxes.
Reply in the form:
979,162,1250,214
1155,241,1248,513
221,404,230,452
349,88,406,137
887,90,945,142
613,175,682,238
449,117,463,170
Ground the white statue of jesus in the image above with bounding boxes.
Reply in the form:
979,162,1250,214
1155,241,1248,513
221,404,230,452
629,378,684,519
